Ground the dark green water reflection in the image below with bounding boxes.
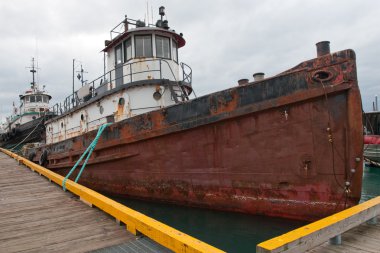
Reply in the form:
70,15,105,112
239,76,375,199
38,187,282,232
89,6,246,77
113,165,380,253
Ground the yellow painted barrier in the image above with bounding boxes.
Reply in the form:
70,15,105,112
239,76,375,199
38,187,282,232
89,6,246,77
0,148,225,253
257,195,380,252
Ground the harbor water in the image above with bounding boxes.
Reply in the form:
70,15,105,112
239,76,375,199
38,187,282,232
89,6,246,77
114,165,380,253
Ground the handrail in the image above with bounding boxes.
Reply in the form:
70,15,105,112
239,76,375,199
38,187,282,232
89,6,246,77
0,148,225,253
256,196,380,253
51,58,192,117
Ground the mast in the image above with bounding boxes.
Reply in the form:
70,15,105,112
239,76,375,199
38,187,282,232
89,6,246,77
27,58,37,91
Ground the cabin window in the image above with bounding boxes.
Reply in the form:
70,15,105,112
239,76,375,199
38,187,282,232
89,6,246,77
123,38,132,62
172,40,178,62
43,96,49,103
25,96,30,103
135,35,152,58
30,96,36,102
36,95,42,102
115,44,123,64
156,35,171,59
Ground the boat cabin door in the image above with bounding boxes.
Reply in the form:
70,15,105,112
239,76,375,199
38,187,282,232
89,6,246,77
115,44,123,87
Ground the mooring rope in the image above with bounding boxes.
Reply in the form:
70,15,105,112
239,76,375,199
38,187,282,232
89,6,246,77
62,123,111,191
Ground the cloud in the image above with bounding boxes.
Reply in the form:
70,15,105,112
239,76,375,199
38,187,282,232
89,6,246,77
0,0,379,121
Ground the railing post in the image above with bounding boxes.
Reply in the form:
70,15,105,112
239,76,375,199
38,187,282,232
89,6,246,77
159,60,162,79
130,64,132,83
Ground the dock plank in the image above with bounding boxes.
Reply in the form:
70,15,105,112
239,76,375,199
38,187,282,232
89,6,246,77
0,152,169,253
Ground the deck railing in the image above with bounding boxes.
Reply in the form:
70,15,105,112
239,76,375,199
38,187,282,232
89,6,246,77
52,58,192,117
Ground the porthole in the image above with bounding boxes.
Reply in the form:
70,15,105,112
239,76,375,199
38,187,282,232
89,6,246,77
118,97,125,105
32,116,36,120
153,91,162,100
99,105,104,114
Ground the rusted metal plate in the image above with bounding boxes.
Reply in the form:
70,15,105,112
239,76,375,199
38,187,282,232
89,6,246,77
31,49,363,221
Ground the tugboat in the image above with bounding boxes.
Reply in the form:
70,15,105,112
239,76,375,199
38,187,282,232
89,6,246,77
0,58,53,150
27,7,363,221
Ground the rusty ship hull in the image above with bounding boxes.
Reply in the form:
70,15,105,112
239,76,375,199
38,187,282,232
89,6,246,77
32,49,363,221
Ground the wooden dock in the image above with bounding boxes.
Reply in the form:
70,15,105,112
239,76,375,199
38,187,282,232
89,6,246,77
307,216,380,252
0,152,173,252
257,196,380,253
0,149,225,253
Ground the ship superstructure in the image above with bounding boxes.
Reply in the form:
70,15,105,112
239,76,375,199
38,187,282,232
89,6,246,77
46,6,192,144
1,59,52,147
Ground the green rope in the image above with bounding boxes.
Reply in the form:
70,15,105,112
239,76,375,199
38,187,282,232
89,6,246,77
62,123,111,191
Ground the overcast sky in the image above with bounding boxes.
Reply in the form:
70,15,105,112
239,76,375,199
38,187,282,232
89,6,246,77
0,0,379,121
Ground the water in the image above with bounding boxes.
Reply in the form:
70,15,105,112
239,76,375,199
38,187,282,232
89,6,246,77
113,165,380,253
361,164,380,202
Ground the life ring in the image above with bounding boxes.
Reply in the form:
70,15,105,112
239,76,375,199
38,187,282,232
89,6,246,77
39,150,49,167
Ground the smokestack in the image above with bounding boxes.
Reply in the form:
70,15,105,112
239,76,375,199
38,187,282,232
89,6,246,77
253,72,265,81
238,78,249,86
376,95,378,111
316,41,330,57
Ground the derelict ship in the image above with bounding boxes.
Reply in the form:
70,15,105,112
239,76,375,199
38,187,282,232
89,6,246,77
0,59,53,149
26,7,363,221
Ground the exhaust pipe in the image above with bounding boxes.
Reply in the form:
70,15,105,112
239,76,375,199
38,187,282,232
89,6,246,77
316,41,330,57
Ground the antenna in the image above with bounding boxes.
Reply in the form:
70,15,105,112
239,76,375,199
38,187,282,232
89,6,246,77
146,1,149,25
26,57,40,91
151,4,153,25
76,64,88,86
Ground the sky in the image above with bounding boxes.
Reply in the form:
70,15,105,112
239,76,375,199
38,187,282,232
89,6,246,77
0,0,379,121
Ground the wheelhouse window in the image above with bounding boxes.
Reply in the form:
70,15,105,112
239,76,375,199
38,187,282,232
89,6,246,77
36,95,42,102
43,95,49,103
115,44,123,64
135,35,152,58
172,40,178,62
123,38,132,62
156,35,171,59
30,96,36,102
25,96,30,103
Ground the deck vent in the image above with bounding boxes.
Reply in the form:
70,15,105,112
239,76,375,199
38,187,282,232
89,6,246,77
253,72,265,81
316,41,330,57
238,79,249,86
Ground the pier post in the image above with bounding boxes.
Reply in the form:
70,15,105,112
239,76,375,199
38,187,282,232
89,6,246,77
329,234,342,245
367,216,378,225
